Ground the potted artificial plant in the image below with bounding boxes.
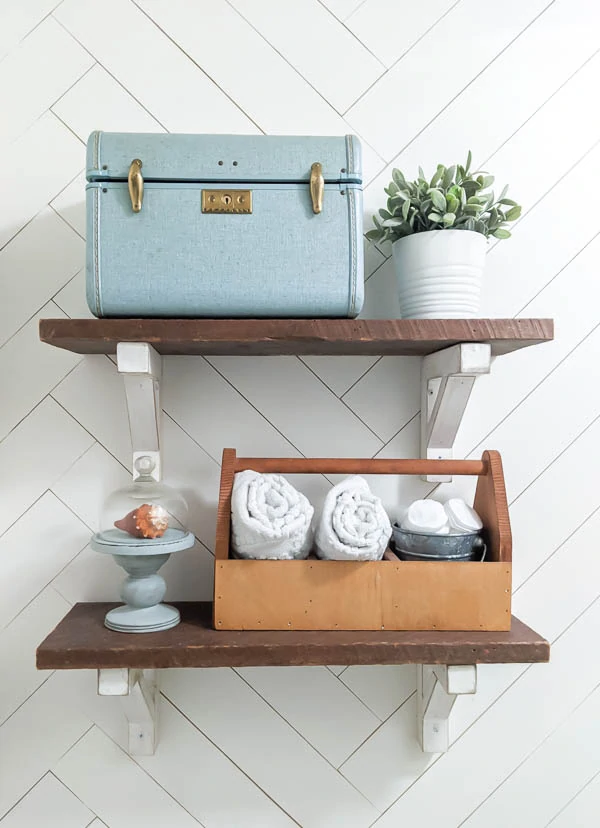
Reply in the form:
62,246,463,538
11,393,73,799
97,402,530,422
367,152,521,318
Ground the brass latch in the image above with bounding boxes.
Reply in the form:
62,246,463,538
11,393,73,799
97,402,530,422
202,190,252,213
310,162,324,214
128,159,143,212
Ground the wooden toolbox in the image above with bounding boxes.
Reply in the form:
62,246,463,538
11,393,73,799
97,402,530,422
213,449,512,632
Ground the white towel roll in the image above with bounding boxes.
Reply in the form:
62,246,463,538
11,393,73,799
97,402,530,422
315,476,392,561
401,499,449,534
444,498,483,532
231,470,314,560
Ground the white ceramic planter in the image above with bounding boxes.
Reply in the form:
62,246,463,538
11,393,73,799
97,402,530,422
392,229,487,319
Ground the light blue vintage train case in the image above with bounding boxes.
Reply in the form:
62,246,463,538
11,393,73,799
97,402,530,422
86,132,363,318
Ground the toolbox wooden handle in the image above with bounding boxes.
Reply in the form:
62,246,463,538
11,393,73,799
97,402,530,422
216,449,511,564
234,456,487,476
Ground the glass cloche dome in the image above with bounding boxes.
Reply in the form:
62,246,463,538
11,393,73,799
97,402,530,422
91,455,195,633
92,455,192,552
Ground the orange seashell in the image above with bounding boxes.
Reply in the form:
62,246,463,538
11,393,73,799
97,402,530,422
114,503,169,539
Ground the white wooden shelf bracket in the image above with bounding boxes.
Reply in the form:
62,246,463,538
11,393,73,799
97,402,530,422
420,342,492,482
417,664,477,753
98,668,159,755
116,342,162,482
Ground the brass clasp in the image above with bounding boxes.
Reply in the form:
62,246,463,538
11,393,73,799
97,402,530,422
201,190,252,214
128,159,143,213
310,162,324,214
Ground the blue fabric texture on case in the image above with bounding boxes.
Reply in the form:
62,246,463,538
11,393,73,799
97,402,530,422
86,132,364,318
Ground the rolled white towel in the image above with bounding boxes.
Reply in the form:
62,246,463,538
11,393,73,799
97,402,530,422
315,476,392,561
401,499,449,535
231,470,314,560
444,498,483,533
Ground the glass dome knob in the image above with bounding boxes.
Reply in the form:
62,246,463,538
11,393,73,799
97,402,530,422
134,455,156,477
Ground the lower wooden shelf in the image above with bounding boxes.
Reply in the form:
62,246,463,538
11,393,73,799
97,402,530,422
36,601,549,670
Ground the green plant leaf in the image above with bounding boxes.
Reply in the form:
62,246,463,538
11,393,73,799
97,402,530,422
462,180,480,197
430,164,445,187
376,157,517,244
493,228,512,239
478,174,494,189
441,165,456,189
428,189,446,211
483,191,495,210
446,193,459,214
392,168,406,187
365,229,381,241
505,205,522,221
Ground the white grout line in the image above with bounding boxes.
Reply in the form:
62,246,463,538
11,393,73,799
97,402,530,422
513,501,600,597
297,354,378,398
361,0,557,176
338,690,416,773
50,14,173,134
545,765,600,826
160,693,303,827
368,594,600,827
127,0,265,134
220,0,386,116
469,326,600,508
229,666,381,806
316,0,388,68
0,0,64,65
457,679,600,827
342,0,462,112
197,355,312,461
55,723,207,827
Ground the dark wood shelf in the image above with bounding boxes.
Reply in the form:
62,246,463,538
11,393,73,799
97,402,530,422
39,318,553,357
37,602,550,670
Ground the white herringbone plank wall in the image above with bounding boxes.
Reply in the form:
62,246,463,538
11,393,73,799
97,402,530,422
1,1,599,825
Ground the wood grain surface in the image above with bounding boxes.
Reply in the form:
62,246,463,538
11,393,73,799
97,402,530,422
214,449,512,631
39,318,554,356
234,456,487,475
214,560,512,631
36,602,549,669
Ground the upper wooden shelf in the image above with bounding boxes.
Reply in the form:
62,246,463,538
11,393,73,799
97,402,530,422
39,318,553,357
37,602,550,670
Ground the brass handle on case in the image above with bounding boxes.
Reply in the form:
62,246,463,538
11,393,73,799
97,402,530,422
310,162,324,214
128,159,144,213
